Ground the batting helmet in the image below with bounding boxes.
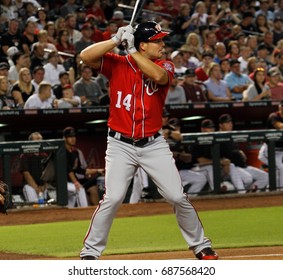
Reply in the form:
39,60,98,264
133,21,169,49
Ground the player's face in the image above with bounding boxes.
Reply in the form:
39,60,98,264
144,39,165,59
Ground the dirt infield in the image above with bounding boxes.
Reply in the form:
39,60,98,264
1,191,283,260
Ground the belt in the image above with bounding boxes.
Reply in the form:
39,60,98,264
109,130,160,147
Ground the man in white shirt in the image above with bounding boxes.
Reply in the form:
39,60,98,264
24,81,53,109
43,51,66,86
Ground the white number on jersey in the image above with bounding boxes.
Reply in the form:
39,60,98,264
116,91,132,111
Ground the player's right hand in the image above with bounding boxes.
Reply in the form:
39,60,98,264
112,25,134,46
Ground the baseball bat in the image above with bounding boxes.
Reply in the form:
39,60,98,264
121,0,146,48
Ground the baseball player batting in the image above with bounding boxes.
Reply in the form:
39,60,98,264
79,21,218,260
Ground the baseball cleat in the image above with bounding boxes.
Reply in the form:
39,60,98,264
195,247,218,260
81,256,97,260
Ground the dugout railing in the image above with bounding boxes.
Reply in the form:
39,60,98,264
182,129,283,193
0,139,68,207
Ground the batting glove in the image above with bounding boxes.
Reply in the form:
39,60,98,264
112,25,134,46
121,31,137,54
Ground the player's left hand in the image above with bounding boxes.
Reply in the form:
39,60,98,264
121,31,137,54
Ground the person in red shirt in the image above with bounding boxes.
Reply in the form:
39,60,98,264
195,51,214,82
79,21,218,261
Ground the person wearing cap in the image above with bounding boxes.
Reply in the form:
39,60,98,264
178,44,200,69
224,58,253,100
204,62,233,102
20,132,50,203
239,11,257,34
180,68,207,102
170,51,187,75
63,126,104,207
43,51,66,86
218,114,268,192
191,118,247,193
242,67,271,101
79,21,218,260
74,23,94,53
266,66,283,99
22,16,39,56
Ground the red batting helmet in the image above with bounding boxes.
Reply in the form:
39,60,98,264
133,21,169,49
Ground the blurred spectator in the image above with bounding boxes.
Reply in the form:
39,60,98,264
85,14,104,43
0,0,17,23
254,13,270,35
110,10,125,28
255,0,274,23
74,23,94,53
178,44,200,69
54,84,80,108
170,51,187,75
73,64,104,106
202,30,217,52
272,51,283,82
274,0,283,21
246,56,257,75
52,71,70,99
190,1,209,29
219,58,230,78
55,29,76,61
238,46,252,74
242,67,271,101
75,6,87,30
195,51,214,82
60,0,78,18
171,3,192,43
224,58,253,100
44,21,57,45
86,0,107,28
36,7,48,30
204,62,233,102
0,75,15,109
36,29,57,55
8,51,29,85
43,51,66,86
213,42,227,64
22,1,37,22
246,35,258,57
180,68,207,102
102,21,118,41
1,18,22,56
30,42,46,72
65,13,82,45
24,81,53,109
272,17,283,46
215,18,233,42
266,67,283,99
239,11,257,34
11,67,35,108
185,32,203,61
225,40,240,60
22,16,38,56
54,16,66,37
165,74,186,104
31,65,44,93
